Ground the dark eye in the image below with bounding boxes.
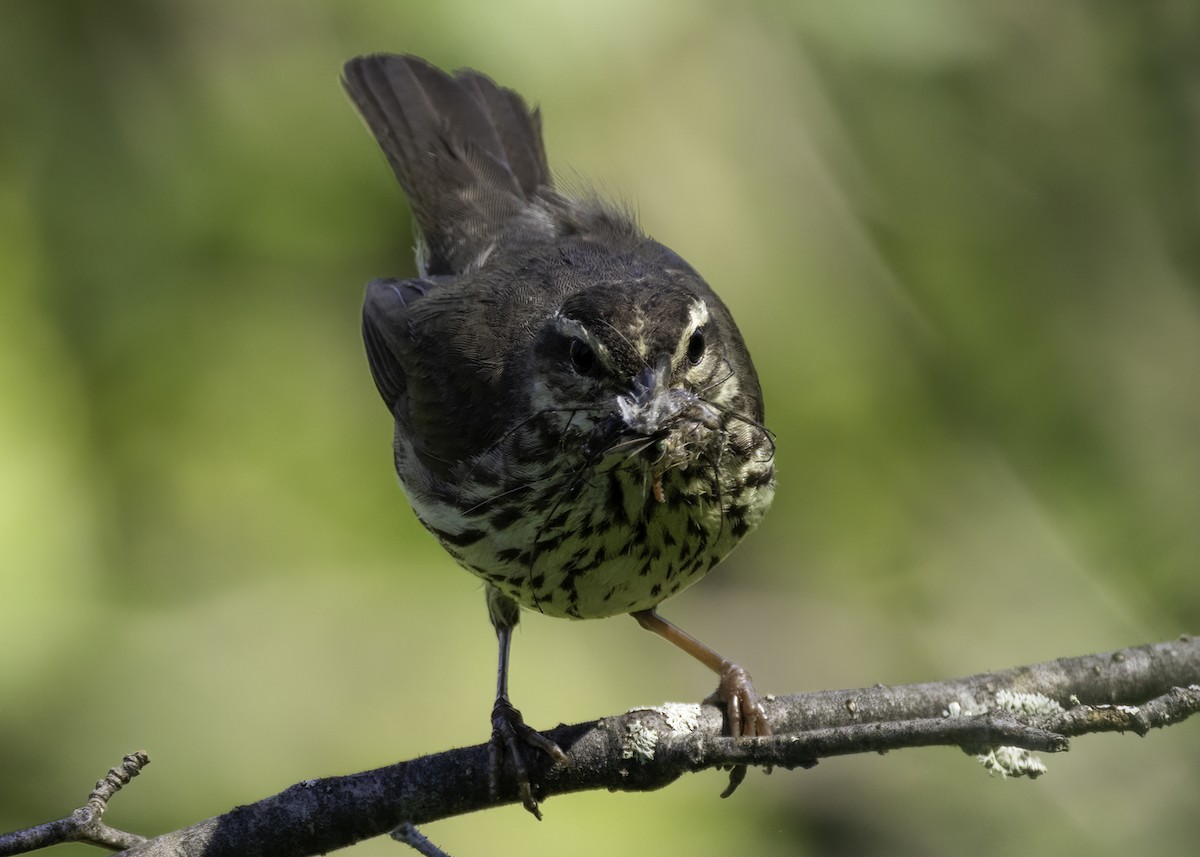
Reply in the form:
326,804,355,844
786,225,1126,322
686,327,706,365
569,338,596,375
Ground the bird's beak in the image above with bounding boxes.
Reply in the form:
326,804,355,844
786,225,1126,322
618,354,678,437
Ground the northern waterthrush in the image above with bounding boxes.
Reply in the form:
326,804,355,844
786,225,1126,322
342,54,776,817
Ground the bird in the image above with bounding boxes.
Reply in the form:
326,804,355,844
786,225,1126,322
341,53,776,818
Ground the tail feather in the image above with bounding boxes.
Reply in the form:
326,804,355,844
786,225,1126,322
342,54,554,275
458,70,550,199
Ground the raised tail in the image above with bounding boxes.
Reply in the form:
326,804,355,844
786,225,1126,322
342,53,555,276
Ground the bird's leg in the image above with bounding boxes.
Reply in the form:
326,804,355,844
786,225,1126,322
631,607,770,796
487,586,567,819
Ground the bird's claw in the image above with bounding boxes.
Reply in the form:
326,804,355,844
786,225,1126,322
489,697,567,819
709,663,771,797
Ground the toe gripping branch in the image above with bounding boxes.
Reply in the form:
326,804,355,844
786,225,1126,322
632,608,771,796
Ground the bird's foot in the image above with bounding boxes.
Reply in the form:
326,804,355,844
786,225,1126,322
489,696,568,820
709,663,771,798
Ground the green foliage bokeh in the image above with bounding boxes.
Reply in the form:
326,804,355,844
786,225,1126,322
2,1,1198,855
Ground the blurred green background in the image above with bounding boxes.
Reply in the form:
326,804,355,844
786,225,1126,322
2,1,1198,855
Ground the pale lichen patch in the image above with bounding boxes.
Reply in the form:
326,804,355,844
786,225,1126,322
621,718,659,762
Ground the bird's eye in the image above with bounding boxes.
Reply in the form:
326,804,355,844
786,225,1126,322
569,338,596,375
686,327,706,365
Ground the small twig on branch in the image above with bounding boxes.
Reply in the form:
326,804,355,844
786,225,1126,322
391,823,452,857
1050,684,1200,737
0,752,150,856
1,636,1197,857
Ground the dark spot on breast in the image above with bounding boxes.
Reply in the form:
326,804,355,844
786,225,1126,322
489,506,524,530
545,509,570,531
607,474,628,524
431,527,487,547
745,465,775,488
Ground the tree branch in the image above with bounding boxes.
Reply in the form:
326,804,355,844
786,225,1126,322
2,636,1197,857
0,752,150,856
